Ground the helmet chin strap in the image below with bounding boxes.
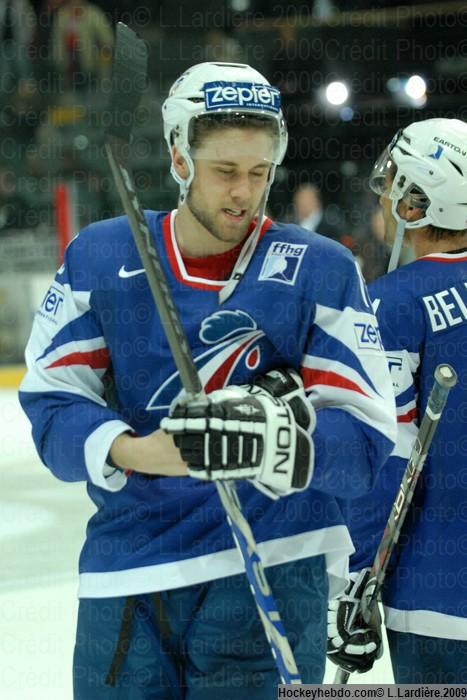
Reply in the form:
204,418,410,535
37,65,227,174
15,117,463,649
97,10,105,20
219,166,276,304
171,145,195,203
387,199,407,273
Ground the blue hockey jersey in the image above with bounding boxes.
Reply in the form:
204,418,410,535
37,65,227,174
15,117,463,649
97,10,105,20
347,250,467,640
19,211,396,599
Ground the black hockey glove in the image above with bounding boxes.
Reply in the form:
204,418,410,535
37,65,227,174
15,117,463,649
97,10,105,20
247,368,314,433
160,369,315,498
242,368,316,498
327,568,383,674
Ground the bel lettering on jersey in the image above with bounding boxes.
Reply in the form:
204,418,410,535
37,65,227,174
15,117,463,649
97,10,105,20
422,281,467,332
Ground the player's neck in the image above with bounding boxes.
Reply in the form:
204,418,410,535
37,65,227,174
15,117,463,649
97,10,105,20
410,229,467,258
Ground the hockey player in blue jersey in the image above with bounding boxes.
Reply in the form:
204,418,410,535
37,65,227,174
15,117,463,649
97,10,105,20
327,118,467,683
19,61,397,698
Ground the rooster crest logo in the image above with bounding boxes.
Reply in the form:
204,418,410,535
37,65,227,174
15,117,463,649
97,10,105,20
146,309,264,410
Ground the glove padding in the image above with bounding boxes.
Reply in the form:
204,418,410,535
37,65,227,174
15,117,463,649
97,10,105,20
242,368,316,498
327,568,383,674
160,368,315,497
246,368,315,433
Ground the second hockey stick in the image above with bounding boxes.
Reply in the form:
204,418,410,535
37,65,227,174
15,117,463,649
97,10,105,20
104,22,302,685
334,363,457,683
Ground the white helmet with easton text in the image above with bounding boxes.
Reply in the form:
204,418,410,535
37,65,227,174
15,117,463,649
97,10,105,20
369,118,467,270
162,62,288,200
370,118,467,230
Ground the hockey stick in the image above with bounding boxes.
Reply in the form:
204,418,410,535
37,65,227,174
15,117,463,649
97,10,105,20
104,22,302,685
333,363,457,684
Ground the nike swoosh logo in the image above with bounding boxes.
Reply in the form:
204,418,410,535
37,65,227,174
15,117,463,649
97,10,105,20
118,265,145,278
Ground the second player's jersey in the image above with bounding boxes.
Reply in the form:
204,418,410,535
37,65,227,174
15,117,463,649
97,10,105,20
19,211,396,599
347,249,467,640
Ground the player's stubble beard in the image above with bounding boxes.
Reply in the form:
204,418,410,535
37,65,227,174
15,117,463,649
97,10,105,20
186,185,258,246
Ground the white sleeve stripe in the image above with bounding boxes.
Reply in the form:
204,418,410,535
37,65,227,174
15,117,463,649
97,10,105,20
306,386,397,441
84,420,133,491
20,370,108,406
391,422,419,459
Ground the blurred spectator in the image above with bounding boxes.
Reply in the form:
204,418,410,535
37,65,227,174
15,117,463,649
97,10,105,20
313,0,335,18
31,0,66,83
50,0,114,89
0,166,29,230
0,0,36,95
293,182,323,231
204,28,245,63
292,182,341,241
254,1,330,18
356,206,389,282
272,23,300,99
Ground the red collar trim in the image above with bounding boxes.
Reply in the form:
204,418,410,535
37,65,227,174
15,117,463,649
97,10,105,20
419,251,467,263
162,210,273,290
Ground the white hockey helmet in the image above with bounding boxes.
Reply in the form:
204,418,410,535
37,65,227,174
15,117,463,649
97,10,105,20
369,118,467,231
162,62,288,199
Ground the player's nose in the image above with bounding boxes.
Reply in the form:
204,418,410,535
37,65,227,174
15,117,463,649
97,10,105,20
229,178,252,204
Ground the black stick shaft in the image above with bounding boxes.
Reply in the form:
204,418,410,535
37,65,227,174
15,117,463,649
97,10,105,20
105,140,203,398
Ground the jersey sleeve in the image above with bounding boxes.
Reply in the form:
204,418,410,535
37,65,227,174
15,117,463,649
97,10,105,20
346,276,424,571
371,285,422,462
19,233,132,491
302,257,397,499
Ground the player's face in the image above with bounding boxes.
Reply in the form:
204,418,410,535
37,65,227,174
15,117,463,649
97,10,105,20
187,128,273,245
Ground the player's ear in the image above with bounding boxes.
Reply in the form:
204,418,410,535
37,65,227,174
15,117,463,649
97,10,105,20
172,147,189,180
405,206,424,224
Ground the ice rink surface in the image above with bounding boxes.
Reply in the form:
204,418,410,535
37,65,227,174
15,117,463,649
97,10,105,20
0,389,393,699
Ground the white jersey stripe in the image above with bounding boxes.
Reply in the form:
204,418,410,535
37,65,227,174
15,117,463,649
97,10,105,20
78,525,354,600
384,605,467,641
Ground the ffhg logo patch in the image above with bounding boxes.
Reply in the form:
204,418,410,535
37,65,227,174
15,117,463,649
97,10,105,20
258,242,307,286
204,81,281,114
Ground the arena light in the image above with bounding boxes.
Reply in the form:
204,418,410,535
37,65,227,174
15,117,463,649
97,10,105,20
404,75,426,100
339,106,354,121
325,81,349,106
386,77,401,93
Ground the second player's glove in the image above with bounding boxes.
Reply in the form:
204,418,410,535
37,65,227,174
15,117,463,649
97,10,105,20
327,568,383,674
160,368,315,498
